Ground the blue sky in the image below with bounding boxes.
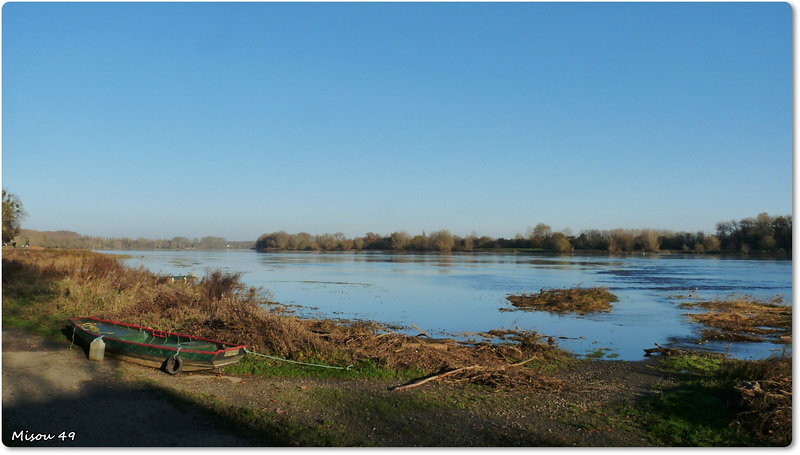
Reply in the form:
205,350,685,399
2,2,792,241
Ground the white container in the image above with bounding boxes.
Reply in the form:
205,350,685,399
89,337,105,361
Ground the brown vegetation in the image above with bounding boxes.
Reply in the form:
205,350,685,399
729,357,792,445
679,294,791,344
506,287,619,314
2,248,566,391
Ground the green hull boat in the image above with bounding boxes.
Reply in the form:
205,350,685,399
69,317,247,374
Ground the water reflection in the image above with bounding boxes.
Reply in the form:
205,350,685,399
109,250,792,361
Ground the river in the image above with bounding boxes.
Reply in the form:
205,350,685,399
105,250,792,361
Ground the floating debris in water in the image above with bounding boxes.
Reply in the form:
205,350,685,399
679,294,791,344
505,287,619,314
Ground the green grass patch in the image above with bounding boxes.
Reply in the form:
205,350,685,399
584,348,612,360
580,347,621,360
628,354,789,447
656,354,725,375
2,296,73,341
523,349,576,374
634,386,746,446
225,354,427,382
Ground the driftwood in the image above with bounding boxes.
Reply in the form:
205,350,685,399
508,356,538,367
389,357,538,392
389,365,484,391
421,337,457,344
412,324,432,339
411,323,456,344
643,343,686,357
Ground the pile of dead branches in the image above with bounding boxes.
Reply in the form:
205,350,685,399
304,319,568,392
730,357,792,446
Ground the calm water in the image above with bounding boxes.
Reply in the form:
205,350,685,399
106,250,792,361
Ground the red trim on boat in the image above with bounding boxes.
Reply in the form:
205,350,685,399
69,316,247,355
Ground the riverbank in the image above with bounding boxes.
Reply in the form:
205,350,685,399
0,325,666,446
2,248,790,446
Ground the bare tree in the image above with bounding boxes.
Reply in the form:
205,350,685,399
274,231,290,250
315,233,336,250
640,229,661,252
703,235,721,252
609,229,635,253
390,231,411,250
462,235,475,252
429,229,455,253
526,223,552,248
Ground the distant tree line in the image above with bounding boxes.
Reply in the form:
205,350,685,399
9,212,791,255
255,213,791,255
255,230,473,253
714,213,792,254
14,230,254,250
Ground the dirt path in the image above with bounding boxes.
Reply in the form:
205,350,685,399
2,327,667,447
2,327,259,447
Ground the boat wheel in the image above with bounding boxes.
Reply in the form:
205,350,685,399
162,354,183,375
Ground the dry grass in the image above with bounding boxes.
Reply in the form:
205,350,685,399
680,294,791,344
2,248,567,391
506,286,618,314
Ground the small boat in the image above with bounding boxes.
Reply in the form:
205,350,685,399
69,317,247,375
